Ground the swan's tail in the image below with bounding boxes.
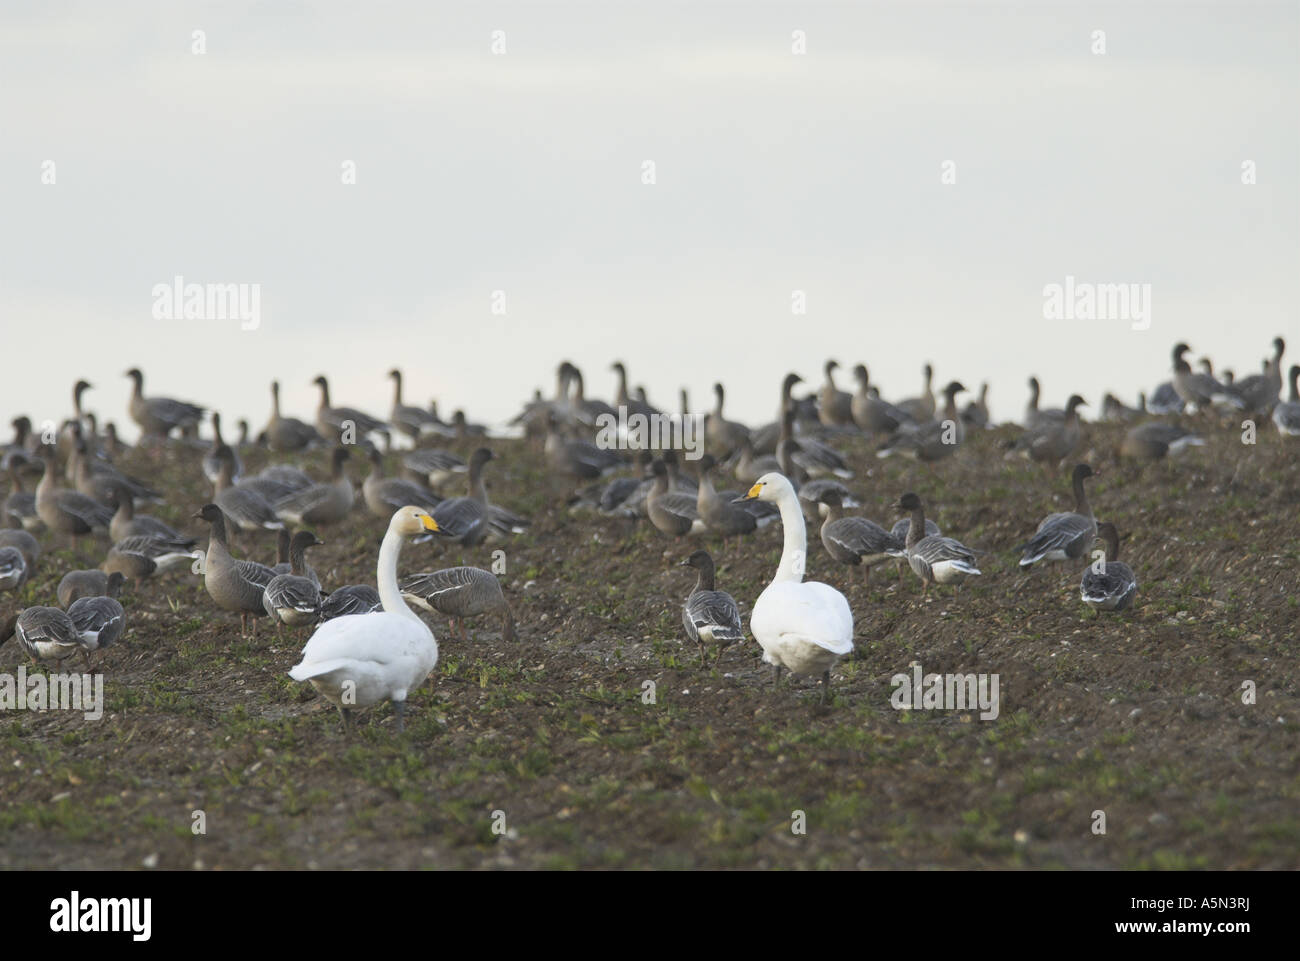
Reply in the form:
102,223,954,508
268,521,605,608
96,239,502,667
288,658,353,682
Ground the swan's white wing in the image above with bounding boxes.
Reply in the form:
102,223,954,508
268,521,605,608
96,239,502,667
289,611,438,704
751,581,854,655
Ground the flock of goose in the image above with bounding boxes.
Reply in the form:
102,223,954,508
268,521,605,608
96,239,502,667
0,335,1295,724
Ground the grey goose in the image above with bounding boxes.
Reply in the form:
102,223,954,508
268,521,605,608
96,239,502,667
1079,522,1137,613
678,549,744,666
388,368,437,440
4,456,43,532
430,447,495,546
544,414,624,481
196,503,277,635
878,381,967,462
401,566,515,642
320,584,382,620
125,367,204,440
895,364,937,423
263,531,324,628
1120,422,1205,461
102,534,197,581
694,454,776,542
402,448,467,489
264,380,324,451
647,460,705,537
214,449,286,537
1017,463,1098,567
850,365,911,435
363,448,441,519
273,447,354,527
58,568,119,608
202,413,243,483
895,493,981,593
961,382,991,430
109,483,195,546
705,383,752,457
0,528,39,576
312,375,388,444
8,606,88,666
817,490,906,583
0,545,27,592
1146,381,1184,415
35,456,113,542
67,572,126,658
1272,365,1300,436
1009,394,1087,464
818,361,855,427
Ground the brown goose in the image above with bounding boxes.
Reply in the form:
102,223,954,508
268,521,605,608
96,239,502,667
214,450,285,538
694,455,776,542
388,368,437,440
431,448,495,546
264,380,323,451
1120,422,1206,460
58,568,120,608
706,383,751,457
751,373,805,455
125,368,204,440
878,382,967,461
202,413,243,483
363,449,441,518
3,456,43,532
896,364,936,422
263,531,324,628
196,504,277,635
961,382,990,430
312,375,388,444
274,447,354,527
818,361,855,427
108,483,194,545
102,534,197,581
647,460,705,537
1009,394,1086,464
850,365,910,435
1017,464,1098,566
401,566,515,642
35,456,113,543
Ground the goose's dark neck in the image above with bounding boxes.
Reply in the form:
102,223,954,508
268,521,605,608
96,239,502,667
693,561,716,593
907,506,926,548
1100,529,1119,562
1072,472,1092,516
289,541,310,575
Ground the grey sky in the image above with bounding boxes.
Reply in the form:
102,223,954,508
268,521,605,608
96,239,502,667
2,1,1296,440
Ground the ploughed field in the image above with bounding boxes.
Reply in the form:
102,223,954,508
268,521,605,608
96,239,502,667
1,421,1297,869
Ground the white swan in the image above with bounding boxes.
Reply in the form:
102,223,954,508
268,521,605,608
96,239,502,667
288,506,440,733
738,472,854,702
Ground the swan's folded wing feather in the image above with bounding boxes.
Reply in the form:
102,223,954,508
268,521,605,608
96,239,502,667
752,581,854,655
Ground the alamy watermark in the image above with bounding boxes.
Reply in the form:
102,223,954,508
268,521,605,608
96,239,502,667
1043,275,1150,331
152,275,261,330
1,667,103,720
890,663,999,720
595,407,704,460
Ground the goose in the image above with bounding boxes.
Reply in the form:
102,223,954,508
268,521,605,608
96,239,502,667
1272,365,1300,436
1171,344,1232,411
611,361,661,420
678,549,744,666
878,381,967,461
263,531,324,628
402,448,467,489
195,504,278,634
312,375,388,444
647,460,705,537
320,584,383,621
102,422,128,458
733,435,782,485
1009,394,1086,464
694,455,775,542
961,383,990,430
269,528,315,583
67,573,126,659
58,568,118,608
1120,422,1206,460
35,456,113,543
3,457,43,532
1146,381,1184,415
896,364,936,422
264,381,324,451
57,379,95,459
430,447,495,546
1017,463,1098,567
401,566,515,642
450,410,488,440
125,368,205,440
0,528,40,573
579,450,654,516
798,478,858,519
1216,337,1285,413
1023,376,1057,428
103,534,198,581
850,365,910,435
202,413,243,483
0,546,27,592
10,606,89,666
737,473,854,701
417,400,455,440
239,462,313,504
274,447,354,527
1100,392,1144,423
1079,522,1137,613
750,373,805,455
779,409,852,479
894,493,981,593
388,369,437,440
818,361,855,427
70,431,161,504
1,417,37,471
705,383,751,456
288,506,441,734
544,414,624,481
214,450,286,537
817,490,906,583
567,365,618,426
108,483,195,546
661,448,698,495
890,516,940,542
363,449,441,519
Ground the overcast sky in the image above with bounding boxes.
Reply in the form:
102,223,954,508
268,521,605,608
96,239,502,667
2,1,1296,440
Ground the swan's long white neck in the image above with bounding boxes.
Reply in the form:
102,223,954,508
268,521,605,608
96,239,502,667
772,485,807,584
377,527,420,623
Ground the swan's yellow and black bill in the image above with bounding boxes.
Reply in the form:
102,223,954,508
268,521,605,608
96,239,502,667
420,515,439,532
742,482,763,500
